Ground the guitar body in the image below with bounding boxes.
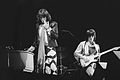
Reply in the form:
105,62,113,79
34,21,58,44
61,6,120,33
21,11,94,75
80,55,98,67
80,59,86,67
79,46,120,68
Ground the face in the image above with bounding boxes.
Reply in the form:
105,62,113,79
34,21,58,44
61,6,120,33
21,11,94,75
41,17,49,29
88,36,95,44
44,24,49,29
41,17,47,23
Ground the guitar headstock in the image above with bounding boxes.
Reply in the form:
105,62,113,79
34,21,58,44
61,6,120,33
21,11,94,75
113,47,120,51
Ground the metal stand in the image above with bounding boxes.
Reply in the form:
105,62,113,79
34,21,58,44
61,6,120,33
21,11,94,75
58,47,67,75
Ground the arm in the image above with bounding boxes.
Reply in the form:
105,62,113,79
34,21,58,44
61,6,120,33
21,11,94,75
26,46,35,52
49,22,58,39
26,25,40,52
74,42,85,61
95,44,101,61
98,45,101,61
26,37,39,52
96,44,100,53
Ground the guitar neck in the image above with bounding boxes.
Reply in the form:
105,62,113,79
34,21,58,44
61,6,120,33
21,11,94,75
100,48,115,56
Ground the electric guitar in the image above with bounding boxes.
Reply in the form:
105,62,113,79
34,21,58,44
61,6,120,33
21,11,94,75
80,46,120,67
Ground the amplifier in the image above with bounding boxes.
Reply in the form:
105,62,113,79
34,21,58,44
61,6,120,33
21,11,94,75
8,50,34,72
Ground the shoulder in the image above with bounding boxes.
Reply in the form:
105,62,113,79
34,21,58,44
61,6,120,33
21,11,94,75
80,41,86,45
50,21,58,28
37,24,42,29
94,43,100,50
74,41,85,52
50,21,58,24
77,41,86,47
95,43,100,48
38,25,44,29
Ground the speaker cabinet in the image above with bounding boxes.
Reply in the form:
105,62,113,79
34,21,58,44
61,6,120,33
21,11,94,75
8,50,34,72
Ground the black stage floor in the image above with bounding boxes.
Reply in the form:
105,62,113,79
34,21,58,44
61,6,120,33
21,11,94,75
0,68,81,80
0,67,106,80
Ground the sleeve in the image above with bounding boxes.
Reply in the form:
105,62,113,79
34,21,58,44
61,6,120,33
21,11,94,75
32,38,39,48
98,45,100,53
95,44,101,61
27,46,35,52
74,42,84,59
38,25,42,38
50,22,58,39
32,25,42,48
95,44,100,53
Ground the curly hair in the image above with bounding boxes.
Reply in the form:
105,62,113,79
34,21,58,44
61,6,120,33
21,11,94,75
36,9,51,23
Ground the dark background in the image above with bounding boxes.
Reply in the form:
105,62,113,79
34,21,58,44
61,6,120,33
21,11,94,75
1,0,120,64
0,0,120,80
1,0,120,51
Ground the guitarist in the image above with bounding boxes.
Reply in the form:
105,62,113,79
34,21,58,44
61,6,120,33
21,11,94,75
74,29,100,80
